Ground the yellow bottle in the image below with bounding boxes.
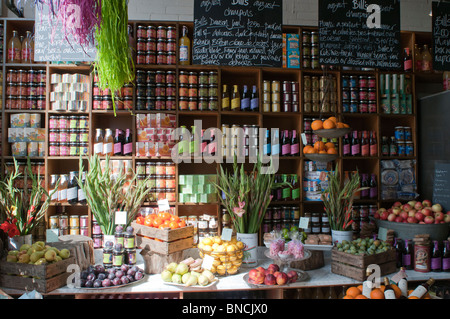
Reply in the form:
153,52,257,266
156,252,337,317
179,26,191,65
231,85,240,111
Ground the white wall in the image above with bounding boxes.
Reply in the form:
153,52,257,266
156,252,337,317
3,0,434,32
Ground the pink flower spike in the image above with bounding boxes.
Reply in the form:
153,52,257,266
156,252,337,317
239,201,245,209
233,207,245,218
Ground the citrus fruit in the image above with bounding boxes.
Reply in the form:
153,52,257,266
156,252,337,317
311,120,324,131
355,294,368,299
323,119,336,129
370,288,385,299
346,286,362,298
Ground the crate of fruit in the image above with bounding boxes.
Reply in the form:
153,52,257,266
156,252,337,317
0,242,76,293
331,238,397,281
132,221,194,255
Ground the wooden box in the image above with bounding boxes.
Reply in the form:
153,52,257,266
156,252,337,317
132,222,194,255
331,248,397,281
0,248,76,293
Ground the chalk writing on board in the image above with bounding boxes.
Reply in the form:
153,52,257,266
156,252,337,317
319,0,401,70
193,0,283,67
432,1,450,71
34,5,96,62
432,163,450,211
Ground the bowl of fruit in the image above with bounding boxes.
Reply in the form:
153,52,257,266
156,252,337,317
197,236,244,276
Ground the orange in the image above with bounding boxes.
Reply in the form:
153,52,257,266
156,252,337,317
327,148,338,155
355,294,369,299
357,285,363,293
311,120,324,131
136,216,145,225
325,142,335,150
319,150,328,154
346,286,362,298
170,215,180,223
303,145,314,154
163,219,171,227
152,217,163,228
178,220,186,228
370,288,385,299
423,292,431,299
328,117,338,124
323,119,336,130
343,123,350,128
169,221,179,229
158,225,166,230
408,296,419,299
336,122,346,128
391,284,402,299
379,285,385,293
343,295,354,299
314,141,326,151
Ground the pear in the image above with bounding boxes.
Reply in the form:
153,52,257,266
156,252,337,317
35,241,45,248
44,249,57,262
185,274,198,287
30,251,45,263
59,249,70,259
19,244,31,252
35,258,47,265
181,273,191,284
166,262,178,273
55,255,62,262
18,253,30,264
27,247,37,255
8,250,19,256
31,243,44,251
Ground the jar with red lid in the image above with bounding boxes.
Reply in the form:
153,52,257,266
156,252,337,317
122,84,133,97
146,39,156,52
137,38,146,51
166,97,176,110
146,51,156,65
166,39,176,52
155,97,165,110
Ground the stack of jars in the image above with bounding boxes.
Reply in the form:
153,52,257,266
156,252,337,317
93,73,133,111
262,80,299,113
262,206,301,233
136,24,177,65
342,75,377,113
178,70,218,111
4,161,45,190
303,75,337,113
49,115,89,157
221,124,260,159
136,161,176,203
136,69,176,111
6,69,46,110
302,212,331,236
351,205,378,236
301,30,319,70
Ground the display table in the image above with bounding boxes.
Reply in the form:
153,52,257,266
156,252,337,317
2,247,450,298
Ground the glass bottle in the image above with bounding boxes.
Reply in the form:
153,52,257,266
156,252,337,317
123,129,132,156
351,131,360,156
421,44,432,72
222,85,230,111
208,130,216,156
443,240,450,272
402,239,413,270
403,47,412,72
21,31,33,63
362,268,373,298
58,174,69,204
361,131,369,157
360,174,369,199
431,240,442,272
231,85,241,111
290,130,300,156
28,32,35,62
394,238,403,268
8,30,21,63
384,277,396,299
343,134,351,156
282,175,292,201
67,171,79,205
94,128,104,156
114,129,123,156
369,131,378,157
264,129,271,157
389,136,398,156
353,171,361,200
49,174,59,203
414,44,422,72
369,174,378,199
398,267,408,298
291,175,300,200
179,26,191,65
408,278,435,299
240,85,250,111
78,171,87,205
103,129,114,156
271,129,280,156
281,130,290,156
444,72,450,91
250,85,259,112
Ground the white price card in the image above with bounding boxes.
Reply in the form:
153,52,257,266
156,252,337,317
301,133,308,146
221,228,233,242
299,217,309,230
158,199,170,212
202,254,215,271
115,211,128,225
46,229,59,242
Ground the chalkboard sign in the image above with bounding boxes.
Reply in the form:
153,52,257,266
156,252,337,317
319,0,401,70
432,162,450,212
34,5,96,62
193,0,283,67
432,1,450,71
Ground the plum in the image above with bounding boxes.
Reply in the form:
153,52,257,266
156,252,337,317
87,273,96,281
80,279,87,287
102,278,112,287
95,265,105,274
127,269,136,277
107,272,116,280
85,280,94,288
112,277,122,286
126,274,135,282
121,264,129,273
97,273,107,281
93,279,102,288
134,271,144,281
121,276,130,285
116,225,124,233
126,226,134,233
115,270,124,279
131,265,140,273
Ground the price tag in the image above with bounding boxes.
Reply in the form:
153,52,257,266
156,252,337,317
301,133,308,146
299,217,309,230
46,229,59,242
115,211,128,225
202,254,215,271
378,227,388,241
158,199,170,212
221,228,233,241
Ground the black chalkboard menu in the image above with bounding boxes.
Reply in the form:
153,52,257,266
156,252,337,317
432,1,450,71
34,5,97,62
318,0,401,70
432,162,450,212
193,0,283,67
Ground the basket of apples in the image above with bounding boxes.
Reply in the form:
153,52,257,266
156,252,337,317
373,200,450,241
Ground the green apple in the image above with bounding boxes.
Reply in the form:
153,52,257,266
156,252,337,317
8,250,19,256
44,249,56,262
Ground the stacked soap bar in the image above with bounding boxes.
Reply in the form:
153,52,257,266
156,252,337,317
178,175,217,204
8,113,45,157
136,113,177,158
50,73,90,112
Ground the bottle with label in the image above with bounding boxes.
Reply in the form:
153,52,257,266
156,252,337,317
369,174,378,199
369,131,378,156
264,129,271,156
362,268,373,298
222,85,230,111
281,130,291,156
282,175,292,201
67,171,79,205
414,44,422,72
442,240,450,272
58,174,69,204
360,174,369,199
403,48,413,72
351,131,360,156
240,85,250,111
250,85,259,112
78,171,87,205
7,30,21,63
421,44,432,72
123,129,132,156
231,85,241,111
408,278,435,299
114,129,123,156
361,131,369,157
291,175,300,200
343,134,351,156
381,136,389,157
394,238,403,268
21,31,33,63
49,174,59,203
94,128,104,156
402,239,413,270
271,129,280,156
389,136,398,156
103,128,114,156
444,72,450,91
398,267,408,298
290,130,300,156
383,277,396,299
431,240,442,272
179,26,191,65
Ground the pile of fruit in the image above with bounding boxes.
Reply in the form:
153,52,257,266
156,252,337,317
197,236,244,275
335,238,392,256
374,200,450,224
160,261,217,287
6,242,71,265
280,226,307,243
303,140,338,155
135,212,187,230
247,264,298,286
311,117,350,131
80,264,144,288
343,283,432,299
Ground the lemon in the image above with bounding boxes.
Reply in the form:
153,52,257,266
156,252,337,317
227,266,238,274
236,241,244,249
212,243,219,251
202,237,213,246
216,245,225,253
202,245,212,252
213,259,221,266
217,265,226,275
213,237,222,245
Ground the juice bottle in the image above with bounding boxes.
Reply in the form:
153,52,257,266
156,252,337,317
8,30,21,63
179,26,191,65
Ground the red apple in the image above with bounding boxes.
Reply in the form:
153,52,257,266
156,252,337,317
256,266,265,274
388,213,397,222
268,264,280,272
374,212,380,219
380,211,389,220
402,204,412,212
422,200,432,207
264,274,277,286
424,216,435,224
407,216,418,224
408,210,417,218
441,221,446,224
415,212,425,222
435,212,445,222
265,268,274,276
422,208,433,217
414,202,423,210
395,216,404,223
393,201,402,208
444,214,450,223
393,207,402,215
400,211,409,220
419,221,426,224
432,204,443,213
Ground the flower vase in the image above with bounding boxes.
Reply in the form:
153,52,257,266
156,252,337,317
237,232,259,267
331,230,354,244
8,234,32,251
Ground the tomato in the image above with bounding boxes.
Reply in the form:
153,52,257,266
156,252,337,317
136,216,145,225
170,215,180,223
169,221,179,229
152,217,163,228
178,220,186,228
163,219,171,227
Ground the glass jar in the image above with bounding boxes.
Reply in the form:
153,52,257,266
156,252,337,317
112,248,124,268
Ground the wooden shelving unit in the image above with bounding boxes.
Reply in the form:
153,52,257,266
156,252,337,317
0,18,444,244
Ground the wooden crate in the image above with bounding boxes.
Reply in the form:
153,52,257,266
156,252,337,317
331,248,397,281
132,222,194,255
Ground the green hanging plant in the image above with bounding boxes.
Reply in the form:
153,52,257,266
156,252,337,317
94,0,135,115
